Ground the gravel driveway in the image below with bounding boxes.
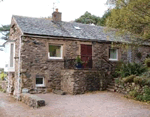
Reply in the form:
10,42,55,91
0,91,150,117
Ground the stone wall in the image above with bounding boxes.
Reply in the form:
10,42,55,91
61,69,109,94
115,81,143,95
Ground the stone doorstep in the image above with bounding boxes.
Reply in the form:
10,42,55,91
20,93,45,108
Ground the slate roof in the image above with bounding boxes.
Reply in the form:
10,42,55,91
13,15,130,43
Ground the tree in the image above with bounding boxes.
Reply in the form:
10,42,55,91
75,11,111,26
106,0,150,40
75,11,101,25
98,10,111,26
0,25,10,40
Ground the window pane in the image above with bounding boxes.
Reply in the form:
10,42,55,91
110,49,117,59
10,44,14,67
49,45,61,57
36,78,43,84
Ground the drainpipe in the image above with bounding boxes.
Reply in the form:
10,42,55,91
17,35,22,100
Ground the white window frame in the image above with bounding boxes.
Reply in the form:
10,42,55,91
10,42,15,68
48,44,63,59
109,49,118,61
36,77,45,87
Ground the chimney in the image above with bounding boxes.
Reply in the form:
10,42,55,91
52,8,62,22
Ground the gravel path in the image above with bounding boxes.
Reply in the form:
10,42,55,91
0,91,150,117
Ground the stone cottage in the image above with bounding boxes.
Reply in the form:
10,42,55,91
4,9,150,98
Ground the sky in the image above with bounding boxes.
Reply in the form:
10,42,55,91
0,0,109,68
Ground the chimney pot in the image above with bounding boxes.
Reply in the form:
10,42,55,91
56,8,58,12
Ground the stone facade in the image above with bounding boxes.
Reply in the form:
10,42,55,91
8,18,150,96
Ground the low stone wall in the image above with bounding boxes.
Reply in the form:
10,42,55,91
61,69,109,94
115,82,143,94
20,93,45,108
0,81,7,92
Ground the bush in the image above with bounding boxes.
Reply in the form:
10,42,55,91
136,94,143,101
134,77,141,84
116,62,146,77
0,72,7,81
141,70,150,78
144,86,150,95
115,78,120,84
123,75,136,83
135,86,150,101
145,58,150,67
129,90,138,98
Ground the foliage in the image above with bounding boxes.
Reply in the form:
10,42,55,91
133,77,143,84
145,58,150,67
117,62,146,77
75,11,111,26
136,94,143,101
0,25,10,40
136,86,150,101
136,52,142,59
115,78,120,84
122,75,136,83
98,10,111,26
113,60,124,77
106,0,150,41
0,72,7,80
129,90,138,98
141,70,150,78
75,56,83,64
75,11,101,25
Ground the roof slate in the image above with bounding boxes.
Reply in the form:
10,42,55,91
13,15,129,42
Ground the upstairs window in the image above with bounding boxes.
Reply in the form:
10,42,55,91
48,44,63,59
109,49,118,61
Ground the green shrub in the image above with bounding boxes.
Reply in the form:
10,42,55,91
0,72,7,81
136,94,143,101
142,94,150,101
123,75,136,83
133,77,142,84
115,78,120,84
116,62,146,78
145,58,150,67
144,86,150,95
129,90,138,98
141,71,150,79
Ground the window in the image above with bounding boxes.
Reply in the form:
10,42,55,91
10,43,14,67
36,77,45,87
48,44,63,59
109,49,118,61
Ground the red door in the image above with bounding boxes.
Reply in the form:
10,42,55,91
81,44,92,68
